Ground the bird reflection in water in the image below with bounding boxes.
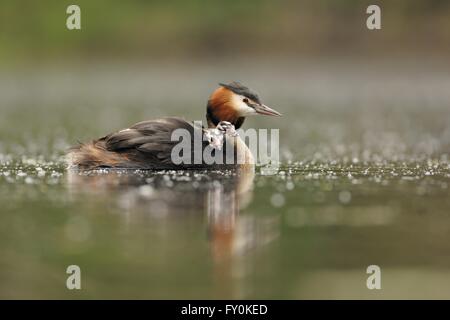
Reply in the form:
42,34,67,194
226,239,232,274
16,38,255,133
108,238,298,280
67,165,279,298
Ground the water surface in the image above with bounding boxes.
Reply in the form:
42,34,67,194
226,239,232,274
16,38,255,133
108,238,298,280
1,61,450,299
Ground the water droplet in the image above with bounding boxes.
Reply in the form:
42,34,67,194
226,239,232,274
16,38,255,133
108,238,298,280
270,193,285,208
138,185,154,198
338,190,352,204
286,181,295,190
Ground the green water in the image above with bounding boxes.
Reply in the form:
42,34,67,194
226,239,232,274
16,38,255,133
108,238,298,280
1,62,450,299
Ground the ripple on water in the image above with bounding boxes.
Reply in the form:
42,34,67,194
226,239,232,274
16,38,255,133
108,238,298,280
0,156,450,205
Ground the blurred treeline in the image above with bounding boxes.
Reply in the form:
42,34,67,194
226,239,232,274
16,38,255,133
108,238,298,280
0,0,449,63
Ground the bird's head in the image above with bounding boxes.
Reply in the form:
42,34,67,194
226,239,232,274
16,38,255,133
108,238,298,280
206,82,281,129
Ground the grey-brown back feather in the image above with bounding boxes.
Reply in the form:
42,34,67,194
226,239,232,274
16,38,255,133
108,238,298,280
102,117,203,168
68,117,240,169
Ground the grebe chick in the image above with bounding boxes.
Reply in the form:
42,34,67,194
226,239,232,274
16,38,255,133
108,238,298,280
67,81,281,170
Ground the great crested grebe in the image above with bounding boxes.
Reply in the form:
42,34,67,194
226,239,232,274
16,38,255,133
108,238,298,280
67,82,281,169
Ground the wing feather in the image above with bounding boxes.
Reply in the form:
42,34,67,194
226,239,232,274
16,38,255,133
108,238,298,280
102,117,207,168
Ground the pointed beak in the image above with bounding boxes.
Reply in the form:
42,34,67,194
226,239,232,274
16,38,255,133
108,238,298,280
254,104,282,116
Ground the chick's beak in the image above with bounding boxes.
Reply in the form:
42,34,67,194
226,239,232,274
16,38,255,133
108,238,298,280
254,104,282,116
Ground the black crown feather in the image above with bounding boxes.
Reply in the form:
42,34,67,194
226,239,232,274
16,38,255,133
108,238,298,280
219,81,261,104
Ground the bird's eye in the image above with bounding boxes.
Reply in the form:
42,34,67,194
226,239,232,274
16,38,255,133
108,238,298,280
243,98,249,103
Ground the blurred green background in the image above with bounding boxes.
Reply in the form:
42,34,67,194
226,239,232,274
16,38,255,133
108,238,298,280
1,0,449,64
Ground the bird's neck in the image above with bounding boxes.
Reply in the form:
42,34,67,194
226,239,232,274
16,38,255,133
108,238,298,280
206,104,245,129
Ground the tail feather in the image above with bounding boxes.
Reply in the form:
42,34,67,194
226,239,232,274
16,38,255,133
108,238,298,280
66,141,128,169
